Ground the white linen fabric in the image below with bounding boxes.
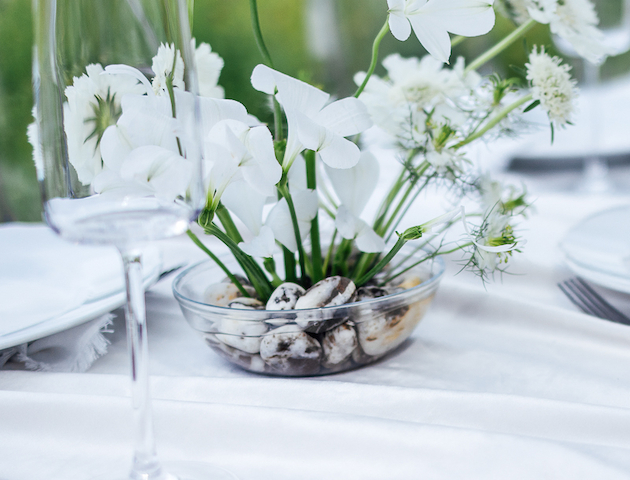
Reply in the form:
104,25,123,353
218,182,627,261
0,224,122,335
10,313,114,372
1,191,630,479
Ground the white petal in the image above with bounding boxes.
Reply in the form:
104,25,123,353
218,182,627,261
421,0,495,37
355,223,385,253
292,189,319,223
198,96,250,135
314,98,373,137
266,198,298,252
250,64,277,95
239,226,277,258
335,205,360,239
119,145,193,200
387,2,413,41
293,109,331,151
287,154,308,192
325,151,379,216
318,134,361,169
221,180,268,235
407,15,452,63
103,64,153,95
100,125,132,172
244,126,282,186
265,189,318,252
205,144,240,200
251,64,329,116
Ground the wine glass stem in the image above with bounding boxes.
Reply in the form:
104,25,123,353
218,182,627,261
119,248,165,480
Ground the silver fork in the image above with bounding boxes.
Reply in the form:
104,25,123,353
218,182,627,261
558,277,630,326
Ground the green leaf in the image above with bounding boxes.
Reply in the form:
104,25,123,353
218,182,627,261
523,99,540,113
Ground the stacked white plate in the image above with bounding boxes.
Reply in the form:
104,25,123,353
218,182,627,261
0,223,161,349
560,205,630,293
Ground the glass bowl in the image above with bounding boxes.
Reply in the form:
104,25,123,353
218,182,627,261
172,250,445,376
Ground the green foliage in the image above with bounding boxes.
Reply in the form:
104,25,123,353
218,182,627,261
0,0,41,221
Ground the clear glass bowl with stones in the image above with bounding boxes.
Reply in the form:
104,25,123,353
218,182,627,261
173,250,445,376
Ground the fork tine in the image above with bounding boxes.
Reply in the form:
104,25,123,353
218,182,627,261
559,281,596,316
566,278,614,319
571,277,630,325
559,277,630,326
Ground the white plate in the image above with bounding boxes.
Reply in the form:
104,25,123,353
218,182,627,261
559,205,630,293
0,224,161,350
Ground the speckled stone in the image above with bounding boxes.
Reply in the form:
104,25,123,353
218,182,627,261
259,325,322,375
321,323,358,368
294,276,356,309
294,277,356,333
204,333,266,373
354,286,390,302
204,283,256,307
215,318,268,353
228,297,265,309
266,283,306,311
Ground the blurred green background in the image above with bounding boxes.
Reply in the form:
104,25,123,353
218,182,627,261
1,0,628,223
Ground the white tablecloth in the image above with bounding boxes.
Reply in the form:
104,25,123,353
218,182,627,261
1,189,630,480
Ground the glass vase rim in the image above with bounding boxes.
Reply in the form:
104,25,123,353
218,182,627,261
172,248,445,317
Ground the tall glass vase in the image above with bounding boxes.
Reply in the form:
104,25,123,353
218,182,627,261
32,0,236,478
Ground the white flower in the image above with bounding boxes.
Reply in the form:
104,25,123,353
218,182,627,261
266,189,319,253
204,119,282,201
354,54,476,143
325,151,385,253
526,47,578,127
495,0,532,24
62,64,145,185
251,64,372,170
387,0,496,63
516,0,615,64
152,43,185,96
93,145,193,201
193,40,225,98
426,145,461,171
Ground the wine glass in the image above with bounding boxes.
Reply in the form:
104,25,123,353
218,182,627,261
553,0,630,193
32,0,236,478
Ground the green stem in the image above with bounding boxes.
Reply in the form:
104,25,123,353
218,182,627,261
465,19,536,74
454,94,533,149
283,246,297,284
373,167,408,233
382,243,472,285
249,0,274,68
355,236,407,287
186,230,251,297
305,150,323,283
450,35,465,48
332,238,352,277
278,183,307,282
354,19,390,98
385,174,432,243
206,223,273,300
216,203,244,243
322,229,338,276
379,161,430,238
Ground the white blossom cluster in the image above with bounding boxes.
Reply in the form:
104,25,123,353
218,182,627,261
526,47,578,127
497,0,616,63
30,0,613,280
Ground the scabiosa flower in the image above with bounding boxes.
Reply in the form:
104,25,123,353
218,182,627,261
502,0,615,64
525,47,578,128
151,43,185,96
63,64,145,184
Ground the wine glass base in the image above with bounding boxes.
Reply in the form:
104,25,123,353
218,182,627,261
91,461,238,480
